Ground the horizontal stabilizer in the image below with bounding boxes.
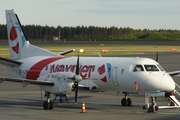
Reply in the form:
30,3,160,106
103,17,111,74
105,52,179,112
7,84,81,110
0,57,22,66
0,77,54,86
59,49,75,55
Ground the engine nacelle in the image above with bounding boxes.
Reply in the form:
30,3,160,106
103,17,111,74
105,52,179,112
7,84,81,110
79,80,100,92
37,72,75,94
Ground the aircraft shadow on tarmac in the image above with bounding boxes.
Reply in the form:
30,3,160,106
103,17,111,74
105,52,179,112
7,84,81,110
0,95,93,110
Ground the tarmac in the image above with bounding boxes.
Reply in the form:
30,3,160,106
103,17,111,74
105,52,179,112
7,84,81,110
0,52,180,120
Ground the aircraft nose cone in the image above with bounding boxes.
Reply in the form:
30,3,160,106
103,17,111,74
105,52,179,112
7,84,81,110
161,76,175,91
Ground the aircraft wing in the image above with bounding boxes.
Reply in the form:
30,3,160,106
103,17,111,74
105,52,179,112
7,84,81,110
0,57,22,66
168,70,180,76
0,77,54,86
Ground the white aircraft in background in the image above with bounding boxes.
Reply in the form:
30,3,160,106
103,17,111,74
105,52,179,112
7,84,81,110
1,9,180,113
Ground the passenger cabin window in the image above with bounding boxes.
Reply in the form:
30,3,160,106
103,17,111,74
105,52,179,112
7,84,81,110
133,65,144,72
144,65,159,71
92,67,95,72
98,67,101,72
121,69,124,74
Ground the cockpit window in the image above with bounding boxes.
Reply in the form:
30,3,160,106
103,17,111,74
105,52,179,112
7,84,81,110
157,64,165,71
133,65,144,72
144,65,159,71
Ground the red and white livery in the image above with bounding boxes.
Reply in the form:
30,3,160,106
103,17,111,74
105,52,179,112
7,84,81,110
1,9,180,112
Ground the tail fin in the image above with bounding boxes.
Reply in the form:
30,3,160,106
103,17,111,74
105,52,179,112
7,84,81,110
6,9,58,60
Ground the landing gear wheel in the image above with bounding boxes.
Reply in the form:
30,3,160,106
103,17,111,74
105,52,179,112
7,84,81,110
121,98,127,106
121,98,132,106
127,98,132,106
49,101,54,110
43,101,49,110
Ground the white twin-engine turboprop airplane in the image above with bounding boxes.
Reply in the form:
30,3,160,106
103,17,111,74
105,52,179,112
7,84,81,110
1,9,180,112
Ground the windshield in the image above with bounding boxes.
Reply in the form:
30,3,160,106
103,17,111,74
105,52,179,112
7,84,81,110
133,65,144,72
144,65,159,71
157,64,165,71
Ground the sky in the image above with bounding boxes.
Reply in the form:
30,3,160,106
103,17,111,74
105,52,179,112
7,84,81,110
0,0,180,30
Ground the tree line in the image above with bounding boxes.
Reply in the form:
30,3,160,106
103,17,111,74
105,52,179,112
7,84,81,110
0,24,180,41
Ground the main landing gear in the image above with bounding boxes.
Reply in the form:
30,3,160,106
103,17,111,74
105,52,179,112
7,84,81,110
43,91,54,110
43,92,70,110
121,92,132,106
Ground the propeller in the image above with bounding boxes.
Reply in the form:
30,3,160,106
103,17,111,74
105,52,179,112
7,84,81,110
73,53,82,104
76,54,80,75
156,53,158,62
75,83,78,104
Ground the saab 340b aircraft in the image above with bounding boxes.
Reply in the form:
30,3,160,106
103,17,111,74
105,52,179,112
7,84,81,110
1,9,180,112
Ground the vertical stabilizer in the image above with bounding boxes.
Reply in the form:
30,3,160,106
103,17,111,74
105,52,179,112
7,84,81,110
6,10,58,60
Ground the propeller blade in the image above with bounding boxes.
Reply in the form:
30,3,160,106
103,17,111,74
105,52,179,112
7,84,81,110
75,83,78,104
156,53,158,62
74,53,80,104
76,54,79,75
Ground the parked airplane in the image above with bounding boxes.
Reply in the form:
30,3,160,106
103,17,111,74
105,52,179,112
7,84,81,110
1,9,180,112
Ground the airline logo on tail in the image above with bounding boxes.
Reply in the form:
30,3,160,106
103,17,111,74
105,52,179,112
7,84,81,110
9,22,26,53
10,26,19,53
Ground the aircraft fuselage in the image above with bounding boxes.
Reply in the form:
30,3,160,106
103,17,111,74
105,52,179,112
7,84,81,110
8,56,175,94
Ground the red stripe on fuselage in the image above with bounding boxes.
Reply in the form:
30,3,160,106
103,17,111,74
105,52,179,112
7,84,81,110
26,57,67,80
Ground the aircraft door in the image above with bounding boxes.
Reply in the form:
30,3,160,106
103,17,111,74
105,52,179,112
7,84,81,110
112,67,119,87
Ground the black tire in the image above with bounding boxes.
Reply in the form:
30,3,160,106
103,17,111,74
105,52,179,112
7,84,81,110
49,101,54,110
43,101,49,110
121,98,128,106
127,98,132,106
